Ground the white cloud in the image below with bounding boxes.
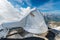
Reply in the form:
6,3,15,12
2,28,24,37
24,0,32,6
0,0,36,19
38,0,53,10
14,0,24,5
20,7,36,15
38,0,60,11
37,0,60,15
15,0,23,3
0,0,21,19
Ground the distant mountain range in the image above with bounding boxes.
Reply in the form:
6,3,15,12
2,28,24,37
43,13,60,23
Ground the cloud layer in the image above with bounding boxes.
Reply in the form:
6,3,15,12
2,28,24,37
8,0,60,14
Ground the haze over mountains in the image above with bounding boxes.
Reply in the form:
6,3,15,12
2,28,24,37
43,12,60,22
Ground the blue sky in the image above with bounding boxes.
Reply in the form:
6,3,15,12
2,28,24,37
8,0,60,14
